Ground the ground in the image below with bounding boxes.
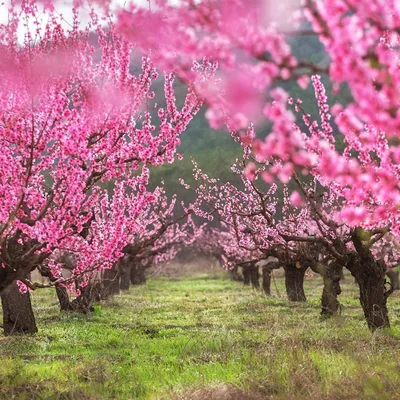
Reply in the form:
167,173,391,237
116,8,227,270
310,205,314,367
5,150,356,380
1,270,400,399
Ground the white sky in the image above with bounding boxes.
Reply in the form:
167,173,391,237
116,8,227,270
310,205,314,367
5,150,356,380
0,0,180,43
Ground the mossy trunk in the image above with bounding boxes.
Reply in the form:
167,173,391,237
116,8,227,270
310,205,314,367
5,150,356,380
284,263,307,302
387,269,399,290
1,281,38,336
320,262,343,316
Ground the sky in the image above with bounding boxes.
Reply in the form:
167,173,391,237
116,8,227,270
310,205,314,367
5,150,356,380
0,0,177,43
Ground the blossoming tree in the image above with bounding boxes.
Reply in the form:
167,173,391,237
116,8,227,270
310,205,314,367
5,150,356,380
0,0,209,334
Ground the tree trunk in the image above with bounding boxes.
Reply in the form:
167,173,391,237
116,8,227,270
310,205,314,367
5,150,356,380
348,254,391,330
120,263,132,291
262,262,280,296
102,266,120,299
39,265,74,311
70,284,97,313
242,268,250,286
262,267,271,295
1,281,38,336
229,265,242,281
284,263,307,302
249,265,260,289
387,268,399,290
55,285,73,311
320,261,343,316
130,266,147,285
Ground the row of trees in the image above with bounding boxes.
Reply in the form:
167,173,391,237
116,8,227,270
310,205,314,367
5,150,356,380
123,0,400,330
0,1,208,335
2,0,400,334
188,132,400,329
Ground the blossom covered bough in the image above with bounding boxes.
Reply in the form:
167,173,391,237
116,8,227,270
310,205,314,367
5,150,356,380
116,0,400,227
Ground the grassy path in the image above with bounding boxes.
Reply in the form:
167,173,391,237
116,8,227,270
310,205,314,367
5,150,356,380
1,272,400,399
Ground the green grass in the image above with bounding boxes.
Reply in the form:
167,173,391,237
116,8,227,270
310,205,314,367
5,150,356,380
1,272,400,399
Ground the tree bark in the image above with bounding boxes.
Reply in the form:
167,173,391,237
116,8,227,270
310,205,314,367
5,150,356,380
1,281,38,336
249,265,260,289
55,285,73,311
130,265,147,285
320,261,343,316
229,265,242,281
39,268,73,311
284,263,307,302
242,267,250,286
262,267,271,295
120,263,132,291
387,268,399,290
102,266,120,299
348,254,391,330
262,261,280,296
70,283,99,313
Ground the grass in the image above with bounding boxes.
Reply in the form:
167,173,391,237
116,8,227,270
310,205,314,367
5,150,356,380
1,271,400,399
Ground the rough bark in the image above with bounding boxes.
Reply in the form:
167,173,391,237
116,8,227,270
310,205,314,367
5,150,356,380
241,263,259,288
284,263,307,302
387,268,400,290
1,281,38,336
348,253,391,330
320,261,343,316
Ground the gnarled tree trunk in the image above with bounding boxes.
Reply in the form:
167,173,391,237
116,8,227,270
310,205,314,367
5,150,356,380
70,282,100,313
348,253,391,330
284,263,307,302
1,281,37,336
242,263,259,288
39,267,73,311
